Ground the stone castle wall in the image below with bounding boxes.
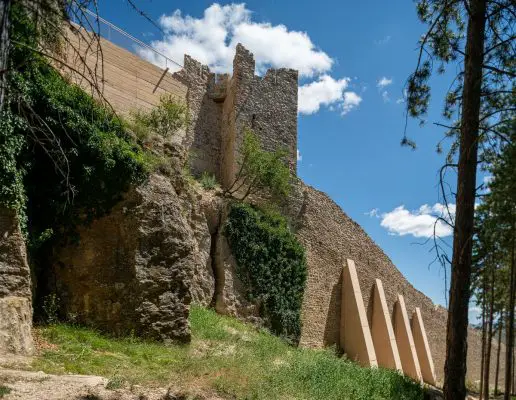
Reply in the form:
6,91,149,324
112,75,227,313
51,35,500,388
174,44,298,186
285,182,506,386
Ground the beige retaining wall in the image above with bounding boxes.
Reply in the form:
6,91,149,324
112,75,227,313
59,27,187,114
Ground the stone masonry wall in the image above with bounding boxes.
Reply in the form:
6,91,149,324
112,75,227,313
172,56,222,178
220,44,298,188
173,44,298,188
287,182,506,387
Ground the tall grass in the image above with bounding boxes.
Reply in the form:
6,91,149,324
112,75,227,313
33,306,425,400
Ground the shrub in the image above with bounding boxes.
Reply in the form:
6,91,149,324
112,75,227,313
225,129,291,201
128,95,188,140
199,171,218,190
224,202,307,342
3,3,151,237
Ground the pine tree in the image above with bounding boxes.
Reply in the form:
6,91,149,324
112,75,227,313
406,1,514,398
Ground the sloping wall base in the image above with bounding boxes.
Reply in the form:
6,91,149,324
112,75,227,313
411,308,437,385
369,279,403,372
393,295,422,382
340,259,377,367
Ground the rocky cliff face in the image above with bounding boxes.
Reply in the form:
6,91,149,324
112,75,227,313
51,174,213,343
0,208,34,355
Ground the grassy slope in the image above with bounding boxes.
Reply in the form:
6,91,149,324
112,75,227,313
33,306,425,400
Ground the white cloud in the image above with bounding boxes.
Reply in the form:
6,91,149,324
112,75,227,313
341,92,362,115
381,91,390,102
140,3,332,77
365,208,380,218
377,77,393,103
297,149,302,162
380,203,455,238
377,77,393,88
138,4,359,117
298,75,353,114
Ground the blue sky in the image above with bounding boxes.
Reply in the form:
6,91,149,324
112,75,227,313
96,1,487,319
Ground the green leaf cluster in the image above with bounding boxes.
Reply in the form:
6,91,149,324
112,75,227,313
226,128,291,200
127,94,188,141
1,3,151,243
224,202,307,342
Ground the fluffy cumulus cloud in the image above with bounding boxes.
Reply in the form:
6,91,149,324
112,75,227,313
377,203,455,238
298,75,361,115
341,92,363,115
139,3,360,116
140,3,332,76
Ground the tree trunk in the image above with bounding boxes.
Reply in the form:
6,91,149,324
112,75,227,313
495,316,503,396
504,221,515,400
443,1,487,399
483,266,496,400
0,0,11,111
480,281,487,399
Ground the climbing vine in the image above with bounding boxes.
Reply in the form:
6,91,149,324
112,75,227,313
1,3,152,241
224,202,307,342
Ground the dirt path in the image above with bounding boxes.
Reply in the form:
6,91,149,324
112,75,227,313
0,367,222,400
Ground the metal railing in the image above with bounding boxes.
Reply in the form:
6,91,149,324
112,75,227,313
81,8,183,70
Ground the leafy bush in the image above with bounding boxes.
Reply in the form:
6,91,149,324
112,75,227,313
225,129,291,200
199,171,218,190
128,94,188,140
224,202,306,342
2,3,151,238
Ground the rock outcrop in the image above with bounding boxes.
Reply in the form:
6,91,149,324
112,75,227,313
0,208,34,355
51,174,212,343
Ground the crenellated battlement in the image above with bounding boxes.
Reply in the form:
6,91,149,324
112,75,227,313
173,43,298,185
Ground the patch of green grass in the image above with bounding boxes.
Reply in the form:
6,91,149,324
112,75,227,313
0,385,12,398
33,306,424,399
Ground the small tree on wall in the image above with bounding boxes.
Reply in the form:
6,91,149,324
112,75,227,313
224,128,291,201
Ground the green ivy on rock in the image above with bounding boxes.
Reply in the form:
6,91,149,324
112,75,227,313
224,202,307,343
1,2,152,243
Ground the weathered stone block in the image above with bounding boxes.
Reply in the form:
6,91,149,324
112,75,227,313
52,174,212,343
0,297,34,355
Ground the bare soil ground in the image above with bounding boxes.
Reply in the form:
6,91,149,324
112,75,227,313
0,365,221,400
